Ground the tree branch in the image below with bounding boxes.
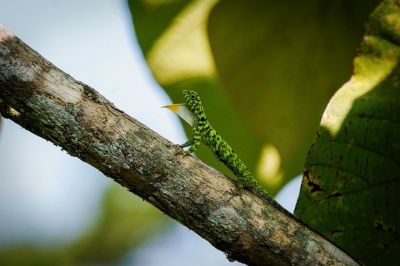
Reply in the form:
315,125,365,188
0,26,358,266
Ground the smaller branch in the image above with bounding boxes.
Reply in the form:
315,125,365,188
0,26,359,266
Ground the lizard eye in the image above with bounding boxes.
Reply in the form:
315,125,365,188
191,95,196,99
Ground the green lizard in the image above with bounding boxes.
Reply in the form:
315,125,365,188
164,90,259,189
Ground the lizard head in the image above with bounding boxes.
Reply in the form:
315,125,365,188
183,90,206,119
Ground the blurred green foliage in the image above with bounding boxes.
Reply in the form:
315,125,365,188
295,0,400,264
129,0,379,194
0,184,169,265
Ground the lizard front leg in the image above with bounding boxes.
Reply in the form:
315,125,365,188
179,139,194,148
183,120,202,155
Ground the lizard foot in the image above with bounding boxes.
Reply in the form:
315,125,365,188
173,145,186,156
183,150,193,156
173,146,192,156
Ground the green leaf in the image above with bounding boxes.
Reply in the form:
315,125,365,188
207,0,380,191
129,0,379,194
295,0,400,264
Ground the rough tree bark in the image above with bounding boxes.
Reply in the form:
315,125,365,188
0,26,359,266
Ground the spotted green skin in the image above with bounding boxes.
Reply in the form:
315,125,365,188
181,90,258,188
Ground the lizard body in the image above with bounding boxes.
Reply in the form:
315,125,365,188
178,90,259,188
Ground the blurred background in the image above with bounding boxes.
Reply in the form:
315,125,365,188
0,0,378,265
